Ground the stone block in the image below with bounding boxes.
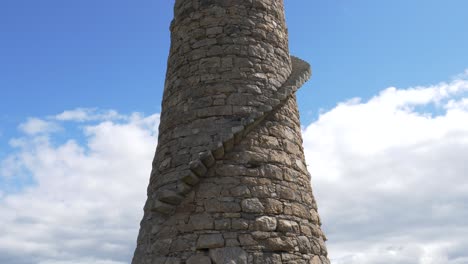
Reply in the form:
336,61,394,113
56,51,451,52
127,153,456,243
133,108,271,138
187,255,212,264
151,200,175,215
215,219,231,230
199,150,216,167
189,214,214,230
238,234,257,246
157,189,184,205
180,170,200,186
212,141,224,159
264,237,295,252
205,199,241,213
241,198,265,213
230,186,251,197
253,253,282,264
263,198,283,214
189,160,208,177
277,219,299,233
197,234,224,249
253,216,277,231
231,218,249,230
297,236,312,254
209,247,248,264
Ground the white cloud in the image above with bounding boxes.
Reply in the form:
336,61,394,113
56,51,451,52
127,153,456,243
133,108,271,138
18,118,60,135
0,70,467,264
54,108,126,122
0,111,159,264
303,71,468,264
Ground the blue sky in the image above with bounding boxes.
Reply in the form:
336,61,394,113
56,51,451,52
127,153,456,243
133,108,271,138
1,1,468,264
2,0,467,125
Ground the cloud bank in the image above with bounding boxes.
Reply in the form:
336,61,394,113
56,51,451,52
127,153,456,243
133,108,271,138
0,111,159,264
1,71,467,263
303,73,468,264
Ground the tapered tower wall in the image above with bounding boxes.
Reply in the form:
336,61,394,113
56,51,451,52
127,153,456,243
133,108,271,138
132,1,329,263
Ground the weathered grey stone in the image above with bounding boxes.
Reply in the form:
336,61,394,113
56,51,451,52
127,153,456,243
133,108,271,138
164,258,180,264
264,198,283,214
241,198,264,213
205,199,241,213
215,219,231,230
189,214,214,230
197,234,224,249
212,141,224,159
238,234,257,246
151,257,167,264
199,150,216,167
150,239,172,255
151,200,175,215
209,247,248,264
253,253,282,264
265,237,295,252
252,231,271,240
231,218,249,230
277,219,300,233
157,189,184,205
187,255,212,264
253,216,277,231
170,237,193,252
176,181,192,195
180,170,199,186
297,236,312,254
189,160,207,177
230,186,251,197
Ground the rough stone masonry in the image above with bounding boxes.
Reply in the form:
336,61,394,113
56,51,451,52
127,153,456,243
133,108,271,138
132,0,330,263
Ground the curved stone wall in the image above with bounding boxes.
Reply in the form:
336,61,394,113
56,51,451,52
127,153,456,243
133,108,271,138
132,1,330,263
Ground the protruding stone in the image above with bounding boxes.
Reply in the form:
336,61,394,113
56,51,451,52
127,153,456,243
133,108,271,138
212,141,224,159
199,151,216,168
232,125,244,143
176,181,192,195
181,170,199,186
223,134,235,152
157,189,184,205
151,199,175,215
189,159,208,176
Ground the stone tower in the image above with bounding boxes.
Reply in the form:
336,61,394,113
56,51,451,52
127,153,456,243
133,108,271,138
132,0,329,263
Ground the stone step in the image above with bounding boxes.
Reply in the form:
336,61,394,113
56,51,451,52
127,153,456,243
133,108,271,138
152,55,312,217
